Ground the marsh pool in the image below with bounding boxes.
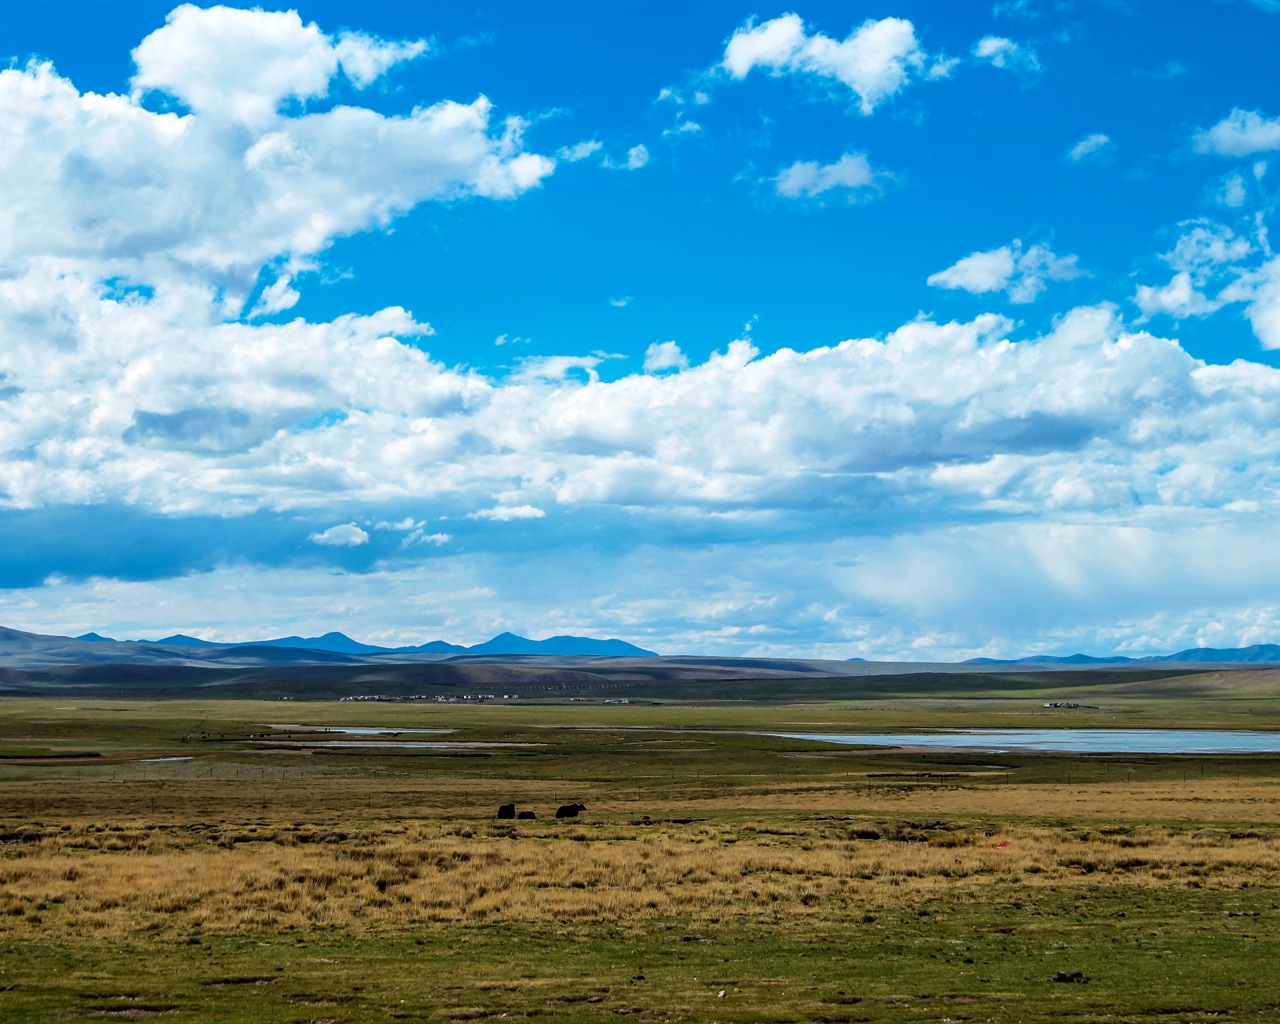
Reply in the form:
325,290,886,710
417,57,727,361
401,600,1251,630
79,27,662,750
767,729,1280,754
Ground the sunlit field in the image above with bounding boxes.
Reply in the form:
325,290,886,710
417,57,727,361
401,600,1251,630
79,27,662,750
2,691,1280,1022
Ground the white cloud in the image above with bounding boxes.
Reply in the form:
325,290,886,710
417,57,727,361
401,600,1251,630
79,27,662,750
1215,172,1248,208
722,14,938,115
333,31,429,88
1132,221,1253,322
1164,222,1252,276
1134,272,1221,319
1235,258,1280,350
1067,132,1111,163
14,8,1280,660
972,35,1040,74
131,4,338,125
131,5,426,125
626,144,650,170
510,354,606,382
375,517,420,531
467,505,546,521
663,120,703,137
402,530,451,548
643,341,689,373
11,294,1280,655
1131,222,1280,350
309,523,369,546
249,272,302,318
927,240,1083,303
610,296,634,308
1195,109,1280,157
774,152,881,200
556,139,602,162
929,248,1016,294
0,15,552,311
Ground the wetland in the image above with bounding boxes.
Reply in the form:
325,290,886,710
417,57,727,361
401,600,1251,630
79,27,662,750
2,669,1280,1022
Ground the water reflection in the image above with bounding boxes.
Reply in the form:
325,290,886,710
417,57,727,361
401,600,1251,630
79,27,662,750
766,729,1280,754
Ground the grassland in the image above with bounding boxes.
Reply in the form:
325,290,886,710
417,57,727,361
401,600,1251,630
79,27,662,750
2,680,1280,1022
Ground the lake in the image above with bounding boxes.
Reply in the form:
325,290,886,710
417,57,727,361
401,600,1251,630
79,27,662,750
767,729,1280,754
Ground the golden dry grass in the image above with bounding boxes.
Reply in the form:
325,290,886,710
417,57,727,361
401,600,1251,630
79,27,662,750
684,777,1280,822
6,771,1280,826
4,817,1279,940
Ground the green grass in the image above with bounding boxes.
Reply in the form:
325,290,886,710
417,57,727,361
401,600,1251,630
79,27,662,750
3,888,1278,1022
2,690,1280,1021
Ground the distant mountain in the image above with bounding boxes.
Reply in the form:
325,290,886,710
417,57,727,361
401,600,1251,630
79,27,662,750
144,634,225,648
251,632,394,656
967,653,1131,666
47,627,657,661
240,630,655,658
1155,644,1280,664
463,632,657,657
966,644,1280,666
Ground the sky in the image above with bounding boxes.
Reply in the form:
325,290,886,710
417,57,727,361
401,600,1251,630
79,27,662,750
1,1,1279,660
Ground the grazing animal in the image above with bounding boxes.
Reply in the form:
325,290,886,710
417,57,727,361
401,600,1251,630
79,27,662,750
497,803,516,819
516,810,537,820
555,802,587,819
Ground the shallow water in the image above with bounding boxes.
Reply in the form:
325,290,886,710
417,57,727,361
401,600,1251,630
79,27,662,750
766,729,1280,754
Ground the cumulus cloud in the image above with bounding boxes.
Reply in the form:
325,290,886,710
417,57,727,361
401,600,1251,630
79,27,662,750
19,277,1280,531
402,530,451,548
309,523,369,546
510,354,608,382
13,304,1280,659
467,505,546,521
1166,222,1253,275
663,120,703,137
1130,220,1280,350
773,152,882,200
1132,221,1254,322
927,240,1083,302
1195,109,1280,157
643,341,689,373
972,35,1040,74
722,13,943,114
0,10,552,310
1134,272,1221,319
14,8,1280,659
1234,259,1280,350
1214,172,1249,208
1067,133,1112,163
556,139,602,162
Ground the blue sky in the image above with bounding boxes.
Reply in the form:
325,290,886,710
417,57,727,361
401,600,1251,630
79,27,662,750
1,1,1279,658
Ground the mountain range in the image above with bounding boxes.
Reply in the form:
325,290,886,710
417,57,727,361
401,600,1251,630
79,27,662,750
0,625,655,670
78,629,658,658
964,644,1280,666
1,623,1279,674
